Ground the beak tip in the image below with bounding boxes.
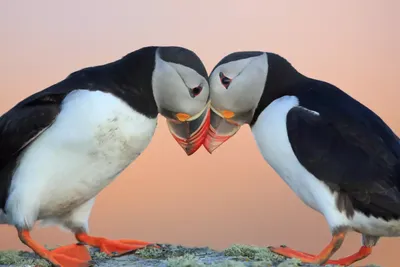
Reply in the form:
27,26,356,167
203,145,214,154
184,147,197,156
203,138,219,154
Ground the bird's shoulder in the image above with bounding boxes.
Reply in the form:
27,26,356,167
0,66,107,163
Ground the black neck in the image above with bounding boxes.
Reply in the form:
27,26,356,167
63,47,159,119
105,47,159,118
250,53,308,126
15,47,160,120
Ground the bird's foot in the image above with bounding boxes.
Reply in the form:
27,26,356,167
269,232,346,265
46,244,92,267
324,246,372,266
96,239,159,256
18,229,91,267
269,246,340,265
76,233,159,256
269,244,371,266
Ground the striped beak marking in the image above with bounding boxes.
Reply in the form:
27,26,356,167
203,106,242,154
166,102,211,156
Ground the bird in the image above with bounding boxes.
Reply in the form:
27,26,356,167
0,46,211,267
203,51,400,266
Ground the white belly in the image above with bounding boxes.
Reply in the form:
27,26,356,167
251,95,400,237
5,90,157,229
251,96,349,230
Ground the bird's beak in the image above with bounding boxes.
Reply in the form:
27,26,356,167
203,106,243,154
165,102,211,156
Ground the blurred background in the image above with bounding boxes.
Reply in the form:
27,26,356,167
0,1,399,266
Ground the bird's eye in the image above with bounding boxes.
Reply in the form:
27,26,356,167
190,85,202,97
219,72,232,89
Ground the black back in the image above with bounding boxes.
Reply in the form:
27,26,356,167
0,46,159,211
252,52,400,220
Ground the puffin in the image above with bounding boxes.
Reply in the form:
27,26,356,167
204,51,400,266
0,46,210,267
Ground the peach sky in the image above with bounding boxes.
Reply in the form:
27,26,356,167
1,1,399,266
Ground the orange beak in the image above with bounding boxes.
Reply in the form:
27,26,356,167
166,103,211,156
203,106,242,154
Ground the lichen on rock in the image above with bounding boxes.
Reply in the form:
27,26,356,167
0,244,383,267
0,250,51,267
223,244,285,265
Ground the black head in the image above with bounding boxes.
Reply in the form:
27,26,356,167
204,51,305,153
158,46,209,83
112,46,211,156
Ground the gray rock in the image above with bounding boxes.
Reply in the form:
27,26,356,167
0,244,383,267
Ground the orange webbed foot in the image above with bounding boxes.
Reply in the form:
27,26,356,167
18,230,92,267
269,232,346,265
76,233,159,256
324,246,372,266
269,246,340,265
48,244,92,267
269,243,372,266
96,239,159,256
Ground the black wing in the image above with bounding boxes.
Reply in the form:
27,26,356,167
287,81,400,220
0,93,66,210
0,66,109,210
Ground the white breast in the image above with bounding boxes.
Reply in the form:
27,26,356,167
5,90,157,229
251,95,349,231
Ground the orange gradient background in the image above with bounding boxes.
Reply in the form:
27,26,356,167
1,1,399,266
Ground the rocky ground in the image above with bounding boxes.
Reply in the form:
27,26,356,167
0,244,382,267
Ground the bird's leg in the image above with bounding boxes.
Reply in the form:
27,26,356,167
75,232,159,256
325,246,372,266
325,234,376,266
18,229,91,267
269,231,346,265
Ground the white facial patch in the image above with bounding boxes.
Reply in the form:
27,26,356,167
152,52,209,116
210,53,268,114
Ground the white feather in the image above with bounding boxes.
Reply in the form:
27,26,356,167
251,95,400,237
5,89,157,231
39,197,95,233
